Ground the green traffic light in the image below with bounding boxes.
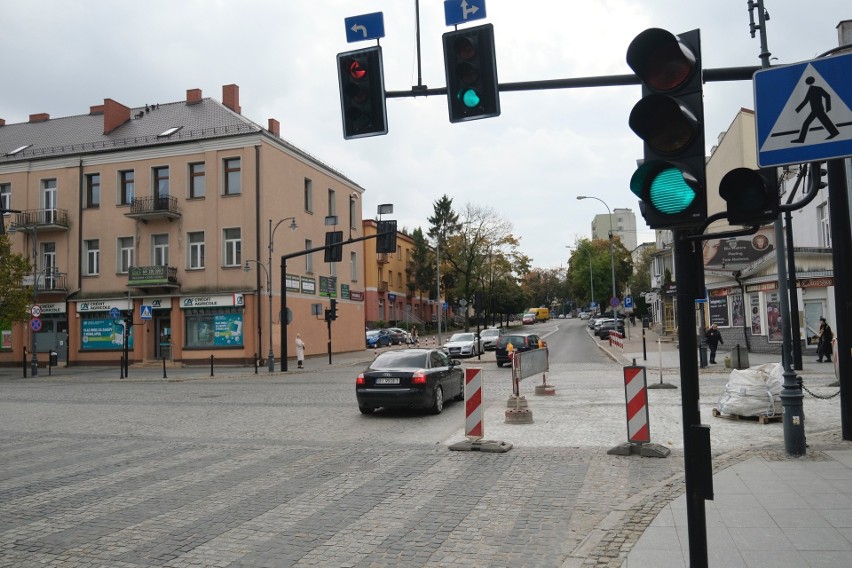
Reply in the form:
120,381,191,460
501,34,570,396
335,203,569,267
459,88,481,108
649,167,695,214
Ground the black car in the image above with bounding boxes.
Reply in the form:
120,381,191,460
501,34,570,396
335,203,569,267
356,349,464,415
495,332,545,367
597,320,625,339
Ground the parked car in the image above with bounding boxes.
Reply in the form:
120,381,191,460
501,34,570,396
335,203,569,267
366,329,392,348
593,318,614,334
386,327,412,345
355,349,464,415
495,332,546,367
579,312,590,320
522,312,537,325
479,328,502,351
443,332,481,358
557,313,565,319
597,319,625,339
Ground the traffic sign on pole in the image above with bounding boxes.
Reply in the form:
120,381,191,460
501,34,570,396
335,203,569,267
443,0,486,27
344,12,385,43
754,52,852,167
30,305,42,318
140,305,153,321
30,318,42,332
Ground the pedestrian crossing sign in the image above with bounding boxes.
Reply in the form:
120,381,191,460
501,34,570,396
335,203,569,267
140,305,153,320
754,52,852,167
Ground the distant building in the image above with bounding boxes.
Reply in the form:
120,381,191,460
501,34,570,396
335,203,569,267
590,208,637,251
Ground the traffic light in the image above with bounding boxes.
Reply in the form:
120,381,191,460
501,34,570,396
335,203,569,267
337,46,387,139
719,167,779,225
627,28,706,229
442,23,500,123
376,220,397,254
324,230,343,263
330,299,338,320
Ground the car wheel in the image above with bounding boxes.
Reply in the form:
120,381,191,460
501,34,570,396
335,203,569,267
496,361,502,367
359,404,373,415
430,385,444,415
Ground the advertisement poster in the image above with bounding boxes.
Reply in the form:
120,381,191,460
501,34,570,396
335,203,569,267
213,314,243,346
750,294,762,335
1,329,11,350
766,292,782,342
730,294,745,327
319,276,337,298
709,296,729,327
81,319,134,350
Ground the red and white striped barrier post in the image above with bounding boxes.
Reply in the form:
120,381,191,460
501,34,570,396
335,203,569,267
464,368,483,440
607,365,670,457
609,330,624,350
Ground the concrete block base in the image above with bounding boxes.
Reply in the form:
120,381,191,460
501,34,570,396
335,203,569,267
505,407,534,424
535,384,556,396
449,439,513,453
607,442,671,458
506,396,528,408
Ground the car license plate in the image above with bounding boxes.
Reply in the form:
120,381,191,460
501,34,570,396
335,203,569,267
375,377,399,385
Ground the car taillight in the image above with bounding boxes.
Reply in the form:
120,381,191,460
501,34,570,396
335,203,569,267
356,373,365,385
411,371,427,385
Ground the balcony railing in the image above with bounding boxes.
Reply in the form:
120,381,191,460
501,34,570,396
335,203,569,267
376,253,389,264
125,195,181,222
24,272,68,293
378,281,388,293
10,209,71,233
127,265,179,289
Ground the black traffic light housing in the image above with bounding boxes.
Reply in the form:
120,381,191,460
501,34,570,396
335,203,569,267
376,220,397,254
324,230,344,263
330,299,338,320
337,46,388,139
719,167,779,226
627,28,707,229
442,23,500,123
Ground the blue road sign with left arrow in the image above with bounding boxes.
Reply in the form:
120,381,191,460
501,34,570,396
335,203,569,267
754,52,852,167
345,12,385,43
444,0,486,27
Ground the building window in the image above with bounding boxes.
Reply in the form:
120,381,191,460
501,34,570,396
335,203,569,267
117,237,134,274
1,182,10,210
189,163,205,198
349,196,357,229
224,158,241,195
188,231,205,269
184,308,243,348
328,188,336,217
153,234,169,266
350,251,358,281
119,170,134,205
41,179,57,223
153,166,169,211
84,239,100,275
223,228,241,267
304,178,313,212
305,239,313,273
397,245,402,260
85,173,100,208
818,203,831,248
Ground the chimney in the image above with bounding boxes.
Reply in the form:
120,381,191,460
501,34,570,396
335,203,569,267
29,113,50,123
222,84,241,113
103,98,131,134
0,119,5,127
90,105,104,115
268,118,280,137
187,88,202,104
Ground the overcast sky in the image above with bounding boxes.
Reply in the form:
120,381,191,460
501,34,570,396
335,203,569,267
2,1,848,268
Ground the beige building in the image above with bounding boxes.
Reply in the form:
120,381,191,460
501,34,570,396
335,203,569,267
0,84,368,369
591,208,637,251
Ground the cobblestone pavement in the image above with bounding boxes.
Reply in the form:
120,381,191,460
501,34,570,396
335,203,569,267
0,329,847,567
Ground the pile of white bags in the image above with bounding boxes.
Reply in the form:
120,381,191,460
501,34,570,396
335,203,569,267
716,362,783,417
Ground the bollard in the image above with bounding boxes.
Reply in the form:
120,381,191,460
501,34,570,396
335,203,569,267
23,348,28,379
210,354,214,377
254,353,259,375
120,354,124,379
162,356,168,379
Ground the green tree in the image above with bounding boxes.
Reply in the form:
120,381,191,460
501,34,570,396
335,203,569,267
0,234,32,329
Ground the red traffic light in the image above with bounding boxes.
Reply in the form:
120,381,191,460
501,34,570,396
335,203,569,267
626,28,697,93
629,94,699,154
348,60,367,80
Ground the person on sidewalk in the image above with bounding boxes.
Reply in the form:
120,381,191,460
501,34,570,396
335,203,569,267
817,317,834,363
295,333,306,369
705,324,724,364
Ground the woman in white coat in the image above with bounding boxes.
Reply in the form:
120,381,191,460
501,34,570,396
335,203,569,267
295,333,306,369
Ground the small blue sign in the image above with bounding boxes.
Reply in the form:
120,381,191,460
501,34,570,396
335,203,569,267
140,305,153,321
345,12,385,43
590,302,598,308
610,297,621,308
754,52,852,167
623,296,634,309
109,307,121,320
444,0,486,26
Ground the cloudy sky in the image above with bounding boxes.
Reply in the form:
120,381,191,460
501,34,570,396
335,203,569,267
2,1,848,268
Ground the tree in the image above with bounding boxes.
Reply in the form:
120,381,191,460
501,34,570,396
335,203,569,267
0,234,32,329
566,238,633,312
409,227,435,319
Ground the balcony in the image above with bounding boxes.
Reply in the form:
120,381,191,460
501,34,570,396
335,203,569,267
127,265,179,289
376,253,389,264
23,271,68,293
10,209,71,233
125,195,181,222
377,281,388,294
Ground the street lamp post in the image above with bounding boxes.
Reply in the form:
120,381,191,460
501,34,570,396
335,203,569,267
577,196,617,319
246,217,297,372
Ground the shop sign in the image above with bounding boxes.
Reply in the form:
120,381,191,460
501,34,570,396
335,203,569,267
350,290,364,301
800,277,834,288
180,294,244,309
77,299,132,313
301,276,316,295
27,302,65,314
746,282,778,293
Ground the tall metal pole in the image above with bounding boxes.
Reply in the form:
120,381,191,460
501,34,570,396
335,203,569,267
269,217,296,372
30,227,39,377
281,256,288,372
436,238,442,345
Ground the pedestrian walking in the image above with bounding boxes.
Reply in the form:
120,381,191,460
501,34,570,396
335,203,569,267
705,324,724,364
411,326,419,347
295,333,306,369
817,317,833,363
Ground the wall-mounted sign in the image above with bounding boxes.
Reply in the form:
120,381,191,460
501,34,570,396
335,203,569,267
180,294,244,309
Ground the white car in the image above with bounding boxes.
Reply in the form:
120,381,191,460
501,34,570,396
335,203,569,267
479,328,502,351
442,332,481,358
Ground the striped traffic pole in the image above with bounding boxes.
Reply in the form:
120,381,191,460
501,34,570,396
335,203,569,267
465,368,483,440
624,365,650,443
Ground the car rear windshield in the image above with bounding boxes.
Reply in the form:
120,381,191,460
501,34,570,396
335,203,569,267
500,336,528,347
369,351,429,370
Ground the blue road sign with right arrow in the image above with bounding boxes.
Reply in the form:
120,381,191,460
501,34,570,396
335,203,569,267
444,0,486,27
754,52,852,167
345,12,385,43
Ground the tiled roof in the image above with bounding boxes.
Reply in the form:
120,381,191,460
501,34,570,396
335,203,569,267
0,98,261,164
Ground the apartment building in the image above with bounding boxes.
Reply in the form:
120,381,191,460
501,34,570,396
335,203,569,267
0,84,367,367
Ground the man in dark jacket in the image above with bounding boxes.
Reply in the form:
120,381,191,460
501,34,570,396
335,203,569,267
705,324,724,364
817,317,834,363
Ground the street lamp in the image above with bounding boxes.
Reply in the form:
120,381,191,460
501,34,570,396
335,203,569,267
577,196,617,319
245,217,297,372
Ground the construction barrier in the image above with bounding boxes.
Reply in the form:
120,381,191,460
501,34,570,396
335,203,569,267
623,365,650,443
609,330,624,350
464,368,484,440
